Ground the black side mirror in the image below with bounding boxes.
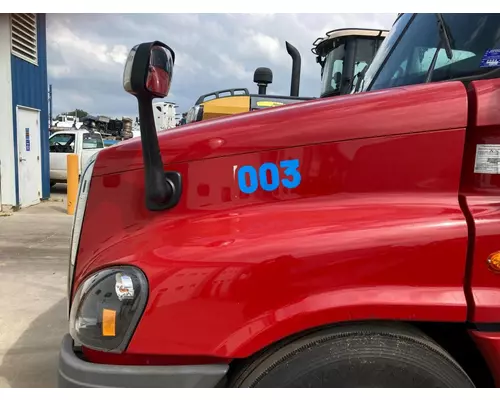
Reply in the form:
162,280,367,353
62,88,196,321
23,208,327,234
122,41,182,212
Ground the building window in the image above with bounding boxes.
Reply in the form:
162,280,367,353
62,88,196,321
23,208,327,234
10,13,38,65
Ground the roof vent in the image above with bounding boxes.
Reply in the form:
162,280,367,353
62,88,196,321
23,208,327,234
10,13,38,65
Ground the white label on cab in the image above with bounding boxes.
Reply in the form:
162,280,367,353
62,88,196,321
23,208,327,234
474,144,500,174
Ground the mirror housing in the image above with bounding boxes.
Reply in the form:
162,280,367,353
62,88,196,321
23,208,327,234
123,41,175,99
123,41,182,212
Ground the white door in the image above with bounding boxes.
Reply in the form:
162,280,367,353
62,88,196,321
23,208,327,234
80,131,104,174
17,107,42,208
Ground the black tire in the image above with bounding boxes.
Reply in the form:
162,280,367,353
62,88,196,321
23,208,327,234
228,322,475,388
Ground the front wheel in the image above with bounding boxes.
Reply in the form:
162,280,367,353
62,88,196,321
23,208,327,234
228,322,474,388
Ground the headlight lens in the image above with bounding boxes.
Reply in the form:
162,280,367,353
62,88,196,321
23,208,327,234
69,266,148,352
67,152,98,311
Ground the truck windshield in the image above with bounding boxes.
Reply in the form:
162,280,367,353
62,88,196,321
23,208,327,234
356,13,500,93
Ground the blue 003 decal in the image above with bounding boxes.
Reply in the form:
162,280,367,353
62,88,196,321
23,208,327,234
237,159,301,194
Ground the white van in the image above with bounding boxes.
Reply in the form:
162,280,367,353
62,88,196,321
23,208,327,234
49,130,104,185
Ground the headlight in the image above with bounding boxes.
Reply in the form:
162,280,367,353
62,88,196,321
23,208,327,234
69,266,148,352
186,104,204,123
67,152,98,311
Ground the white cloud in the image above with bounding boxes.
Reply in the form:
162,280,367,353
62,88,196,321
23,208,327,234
48,64,71,78
248,32,282,61
109,45,128,64
47,20,128,70
175,51,203,74
217,54,253,80
69,93,93,105
46,13,398,118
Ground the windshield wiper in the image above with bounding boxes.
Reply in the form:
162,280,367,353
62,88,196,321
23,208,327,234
426,14,454,82
435,13,453,60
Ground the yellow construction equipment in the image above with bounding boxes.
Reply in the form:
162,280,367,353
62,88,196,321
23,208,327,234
185,28,388,124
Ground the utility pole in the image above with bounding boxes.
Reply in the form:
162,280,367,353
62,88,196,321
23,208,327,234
48,84,53,126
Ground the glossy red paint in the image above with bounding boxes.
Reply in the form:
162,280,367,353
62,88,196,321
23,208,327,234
92,81,467,177
72,80,473,360
469,330,500,387
459,79,500,323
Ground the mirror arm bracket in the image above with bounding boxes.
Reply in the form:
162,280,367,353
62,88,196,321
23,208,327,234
146,171,183,211
123,41,181,212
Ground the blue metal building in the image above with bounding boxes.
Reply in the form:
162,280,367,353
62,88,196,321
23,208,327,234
0,13,49,211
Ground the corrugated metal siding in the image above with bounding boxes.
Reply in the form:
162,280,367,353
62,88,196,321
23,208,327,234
11,13,49,204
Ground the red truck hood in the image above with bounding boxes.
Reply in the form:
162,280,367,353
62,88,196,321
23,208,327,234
92,82,467,177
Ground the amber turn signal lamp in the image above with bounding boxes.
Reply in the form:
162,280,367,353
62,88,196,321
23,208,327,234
102,309,117,337
487,252,500,273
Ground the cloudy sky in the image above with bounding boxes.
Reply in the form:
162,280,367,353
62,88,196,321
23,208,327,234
47,13,398,119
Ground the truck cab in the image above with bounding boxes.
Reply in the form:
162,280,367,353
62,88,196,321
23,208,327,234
59,14,500,388
312,27,388,97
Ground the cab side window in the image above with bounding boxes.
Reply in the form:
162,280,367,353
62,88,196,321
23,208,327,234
83,133,104,150
49,134,75,153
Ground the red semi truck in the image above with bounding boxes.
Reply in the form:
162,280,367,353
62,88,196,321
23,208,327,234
59,13,500,387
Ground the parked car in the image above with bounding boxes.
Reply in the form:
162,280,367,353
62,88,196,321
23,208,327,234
49,129,104,186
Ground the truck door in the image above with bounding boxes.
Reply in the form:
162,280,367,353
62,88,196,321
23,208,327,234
80,132,104,174
49,132,75,181
460,79,500,324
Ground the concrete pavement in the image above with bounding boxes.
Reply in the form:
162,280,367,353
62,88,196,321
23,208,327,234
0,184,72,387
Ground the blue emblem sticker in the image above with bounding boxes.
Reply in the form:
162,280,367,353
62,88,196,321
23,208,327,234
480,49,500,68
